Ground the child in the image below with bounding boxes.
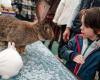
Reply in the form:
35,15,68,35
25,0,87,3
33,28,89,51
59,7,100,80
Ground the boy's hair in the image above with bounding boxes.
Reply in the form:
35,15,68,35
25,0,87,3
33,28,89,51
80,7,100,34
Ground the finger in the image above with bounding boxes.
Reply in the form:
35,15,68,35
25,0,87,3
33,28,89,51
73,55,84,64
73,57,81,64
63,34,67,42
79,57,85,64
67,35,69,40
63,34,69,42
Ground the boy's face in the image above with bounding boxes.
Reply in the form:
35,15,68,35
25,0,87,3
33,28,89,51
80,15,96,39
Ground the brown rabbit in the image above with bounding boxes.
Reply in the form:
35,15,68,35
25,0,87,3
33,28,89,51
0,15,17,41
0,15,54,53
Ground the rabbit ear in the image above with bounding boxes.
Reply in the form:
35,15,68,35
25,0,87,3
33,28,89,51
8,42,16,49
11,42,16,49
8,42,12,48
12,42,15,47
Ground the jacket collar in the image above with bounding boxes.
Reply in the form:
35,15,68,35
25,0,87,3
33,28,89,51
81,38,100,59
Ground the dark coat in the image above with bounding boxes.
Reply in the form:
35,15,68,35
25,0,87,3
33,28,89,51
71,0,100,34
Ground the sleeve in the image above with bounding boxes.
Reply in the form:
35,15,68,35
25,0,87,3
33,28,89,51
59,36,78,61
66,0,81,27
53,0,65,23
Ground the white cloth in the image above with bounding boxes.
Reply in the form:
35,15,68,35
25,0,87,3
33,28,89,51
0,42,23,79
0,0,12,7
53,0,81,27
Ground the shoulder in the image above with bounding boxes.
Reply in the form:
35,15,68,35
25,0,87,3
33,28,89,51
70,34,83,42
67,34,83,47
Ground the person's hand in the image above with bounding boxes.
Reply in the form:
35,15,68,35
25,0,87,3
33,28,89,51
1,5,12,12
73,54,85,64
63,27,70,42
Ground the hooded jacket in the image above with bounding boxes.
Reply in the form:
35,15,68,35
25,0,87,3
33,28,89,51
59,35,100,80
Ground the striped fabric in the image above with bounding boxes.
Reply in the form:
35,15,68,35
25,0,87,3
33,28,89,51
11,0,36,20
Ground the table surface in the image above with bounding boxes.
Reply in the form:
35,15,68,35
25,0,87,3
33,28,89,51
0,41,78,80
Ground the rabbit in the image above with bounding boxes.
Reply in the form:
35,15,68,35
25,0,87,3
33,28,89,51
0,15,54,53
0,42,23,79
0,15,17,41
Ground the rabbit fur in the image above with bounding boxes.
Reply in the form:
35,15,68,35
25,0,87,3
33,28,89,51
0,15,54,53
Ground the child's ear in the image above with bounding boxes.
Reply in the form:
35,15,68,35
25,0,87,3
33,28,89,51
96,29,100,35
95,29,100,35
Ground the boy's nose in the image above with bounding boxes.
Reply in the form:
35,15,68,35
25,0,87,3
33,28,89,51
80,25,84,30
80,26,82,30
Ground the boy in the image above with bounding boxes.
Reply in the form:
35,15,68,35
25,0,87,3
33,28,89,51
59,7,100,80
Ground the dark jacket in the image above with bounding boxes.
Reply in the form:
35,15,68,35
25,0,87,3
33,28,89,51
71,0,100,33
59,35,100,80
